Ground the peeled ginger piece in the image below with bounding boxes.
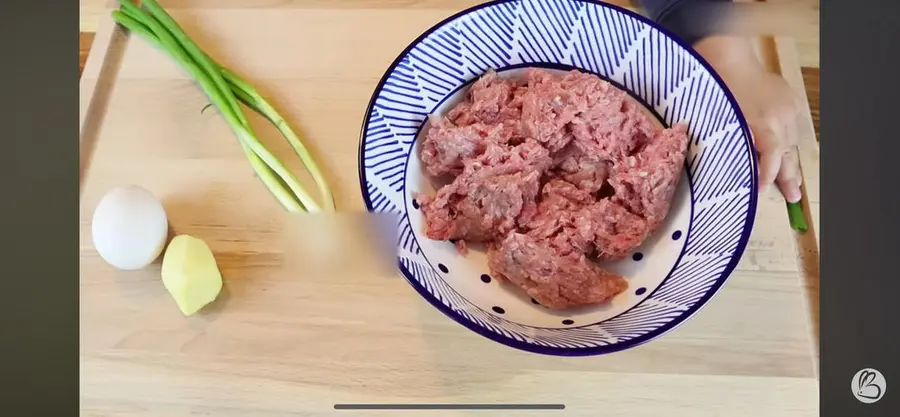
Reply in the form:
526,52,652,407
161,234,223,316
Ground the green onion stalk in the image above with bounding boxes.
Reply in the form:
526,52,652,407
111,0,334,213
787,201,808,233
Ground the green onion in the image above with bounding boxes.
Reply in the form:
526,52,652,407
111,0,334,213
787,202,807,233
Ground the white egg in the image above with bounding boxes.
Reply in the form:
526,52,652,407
91,185,169,270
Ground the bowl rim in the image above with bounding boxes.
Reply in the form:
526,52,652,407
357,0,759,356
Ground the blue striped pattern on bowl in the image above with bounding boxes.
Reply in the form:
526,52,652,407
358,0,757,356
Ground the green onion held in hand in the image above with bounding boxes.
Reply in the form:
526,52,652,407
111,0,334,213
787,202,808,233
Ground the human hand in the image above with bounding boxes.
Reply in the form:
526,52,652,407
695,36,804,203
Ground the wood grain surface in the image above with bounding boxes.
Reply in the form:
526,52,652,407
80,36,819,141
79,1,821,139
79,0,820,66
79,3,820,416
801,67,819,141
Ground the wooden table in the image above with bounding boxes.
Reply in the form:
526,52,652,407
79,0,821,139
79,2,820,416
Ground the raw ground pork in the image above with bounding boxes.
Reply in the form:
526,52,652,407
417,69,689,309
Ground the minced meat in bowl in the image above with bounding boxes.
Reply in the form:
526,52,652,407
358,0,758,356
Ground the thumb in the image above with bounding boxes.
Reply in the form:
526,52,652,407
775,148,803,203
752,127,782,193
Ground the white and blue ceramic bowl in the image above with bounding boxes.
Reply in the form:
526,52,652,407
358,0,757,356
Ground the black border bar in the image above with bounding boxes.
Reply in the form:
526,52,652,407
821,0,900,415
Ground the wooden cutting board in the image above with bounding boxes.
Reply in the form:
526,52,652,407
79,3,819,416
